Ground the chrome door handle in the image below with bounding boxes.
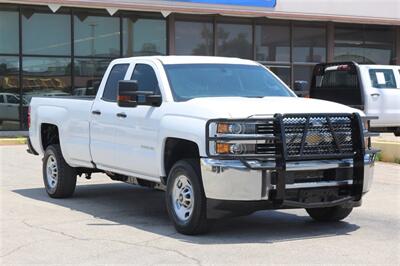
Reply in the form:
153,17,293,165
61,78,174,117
116,112,127,118
92,110,101,115
370,93,380,97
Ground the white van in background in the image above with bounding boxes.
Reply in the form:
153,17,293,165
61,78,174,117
309,62,400,136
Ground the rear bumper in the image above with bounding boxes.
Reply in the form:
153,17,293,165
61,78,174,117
200,155,375,202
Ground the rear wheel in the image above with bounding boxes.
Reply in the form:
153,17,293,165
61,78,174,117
394,128,400,137
42,144,77,198
306,205,353,222
166,159,210,235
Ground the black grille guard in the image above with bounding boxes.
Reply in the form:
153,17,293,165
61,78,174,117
206,113,380,205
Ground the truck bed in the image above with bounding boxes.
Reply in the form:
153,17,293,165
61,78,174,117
29,96,95,168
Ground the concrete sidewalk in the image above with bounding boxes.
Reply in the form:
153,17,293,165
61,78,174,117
372,133,400,163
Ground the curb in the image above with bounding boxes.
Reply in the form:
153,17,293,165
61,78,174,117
372,141,400,163
0,138,27,146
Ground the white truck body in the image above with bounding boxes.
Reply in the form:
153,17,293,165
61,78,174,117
358,65,400,128
309,62,400,135
28,56,378,234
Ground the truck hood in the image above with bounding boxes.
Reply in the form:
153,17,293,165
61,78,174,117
176,97,364,119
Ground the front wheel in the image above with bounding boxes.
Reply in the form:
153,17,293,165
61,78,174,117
306,205,353,222
165,159,210,235
42,144,77,198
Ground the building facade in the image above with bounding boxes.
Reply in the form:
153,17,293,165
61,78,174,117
0,0,399,131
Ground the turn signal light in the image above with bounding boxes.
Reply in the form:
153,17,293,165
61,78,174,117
216,143,230,154
217,123,229,134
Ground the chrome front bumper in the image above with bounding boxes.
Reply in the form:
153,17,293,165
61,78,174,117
200,155,375,201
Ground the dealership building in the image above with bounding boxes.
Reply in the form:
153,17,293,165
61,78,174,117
0,0,399,132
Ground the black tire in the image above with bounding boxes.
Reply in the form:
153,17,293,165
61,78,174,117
394,128,400,137
166,159,210,235
42,144,77,198
306,205,353,222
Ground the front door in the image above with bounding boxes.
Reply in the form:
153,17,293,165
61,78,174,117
365,67,400,127
112,62,162,180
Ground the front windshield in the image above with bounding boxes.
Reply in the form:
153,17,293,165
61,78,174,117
164,64,293,101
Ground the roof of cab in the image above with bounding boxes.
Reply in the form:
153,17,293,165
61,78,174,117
113,56,259,65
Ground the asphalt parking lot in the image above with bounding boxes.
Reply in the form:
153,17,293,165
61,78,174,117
1,145,399,265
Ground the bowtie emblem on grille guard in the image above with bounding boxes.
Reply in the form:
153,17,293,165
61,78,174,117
305,120,325,145
282,114,354,158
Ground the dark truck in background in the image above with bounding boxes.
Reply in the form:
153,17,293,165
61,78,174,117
307,62,400,136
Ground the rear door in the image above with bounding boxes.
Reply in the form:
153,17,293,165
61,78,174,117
5,94,20,121
90,63,130,169
363,66,400,127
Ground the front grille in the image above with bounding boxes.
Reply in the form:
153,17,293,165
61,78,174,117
282,114,354,159
256,121,276,155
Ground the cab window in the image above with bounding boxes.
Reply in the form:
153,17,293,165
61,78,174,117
369,69,397,89
130,64,160,94
102,64,129,102
6,95,19,104
131,64,160,103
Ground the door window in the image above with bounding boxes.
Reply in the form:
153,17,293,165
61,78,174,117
6,95,19,104
102,64,129,102
131,64,160,93
0,95,4,103
369,69,397,89
131,64,160,103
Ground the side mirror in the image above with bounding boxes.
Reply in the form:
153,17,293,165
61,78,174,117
118,80,139,107
294,80,309,91
117,80,162,108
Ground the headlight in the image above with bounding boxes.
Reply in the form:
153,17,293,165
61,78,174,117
207,119,276,157
216,122,256,134
215,143,255,155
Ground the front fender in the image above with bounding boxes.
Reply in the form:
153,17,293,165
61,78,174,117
158,115,208,176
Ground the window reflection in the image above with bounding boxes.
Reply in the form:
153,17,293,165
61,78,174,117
175,21,213,55
267,66,291,87
73,58,110,96
334,25,396,65
22,11,70,55
293,23,326,63
123,18,166,56
0,56,21,130
293,65,314,95
255,22,290,62
216,23,252,59
74,14,120,57
22,57,71,103
0,10,19,54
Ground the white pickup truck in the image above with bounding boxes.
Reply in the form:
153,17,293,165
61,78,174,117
309,62,400,136
28,56,378,235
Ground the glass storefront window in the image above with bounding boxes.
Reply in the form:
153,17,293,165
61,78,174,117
74,14,120,57
293,65,314,94
73,58,110,96
175,20,213,55
22,11,71,55
334,25,396,65
123,18,166,56
22,57,71,102
267,66,291,87
0,56,21,130
293,23,326,63
255,22,290,62
0,10,19,54
216,22,252,59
